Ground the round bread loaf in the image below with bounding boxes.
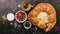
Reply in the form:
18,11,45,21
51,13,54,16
28,3,56,32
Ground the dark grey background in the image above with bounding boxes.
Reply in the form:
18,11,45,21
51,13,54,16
0,0,60,34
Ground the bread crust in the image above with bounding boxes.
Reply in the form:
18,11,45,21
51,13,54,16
28,3,56,32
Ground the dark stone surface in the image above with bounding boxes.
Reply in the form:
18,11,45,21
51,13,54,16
0,0,60,34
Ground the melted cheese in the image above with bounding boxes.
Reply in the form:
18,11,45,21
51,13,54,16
37,12,49,24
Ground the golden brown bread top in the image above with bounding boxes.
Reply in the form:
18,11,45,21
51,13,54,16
28,3,56,32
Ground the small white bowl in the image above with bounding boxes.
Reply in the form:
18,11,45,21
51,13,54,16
23,21,32,29
15,10,27,23
7,13,14,21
